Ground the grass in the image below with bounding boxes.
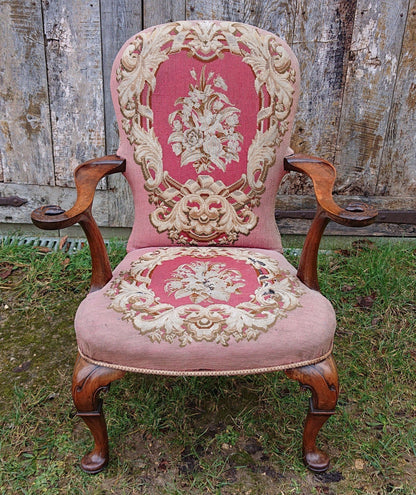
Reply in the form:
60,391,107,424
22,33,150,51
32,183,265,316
0,237,415,494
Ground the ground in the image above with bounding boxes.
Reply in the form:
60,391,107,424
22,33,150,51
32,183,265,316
0,238,415,494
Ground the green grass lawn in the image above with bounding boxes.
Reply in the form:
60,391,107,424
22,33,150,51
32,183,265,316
0,238,415,494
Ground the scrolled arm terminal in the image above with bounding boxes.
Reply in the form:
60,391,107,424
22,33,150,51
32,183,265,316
31,155,126,291
31,156,126,230
284,154,378,226
283,154,378,291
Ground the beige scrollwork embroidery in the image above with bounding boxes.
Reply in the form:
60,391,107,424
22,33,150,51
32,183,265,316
149,175,258,243
116,21,296,244
106,248,305,346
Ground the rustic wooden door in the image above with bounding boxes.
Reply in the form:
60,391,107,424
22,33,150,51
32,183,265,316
1,0,415,236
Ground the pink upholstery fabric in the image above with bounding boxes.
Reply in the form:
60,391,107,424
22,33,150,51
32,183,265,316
110,21,300,253
77,22,333,376
75,248,335,375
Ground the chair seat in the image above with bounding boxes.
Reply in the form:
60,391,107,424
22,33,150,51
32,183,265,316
75,247,336,376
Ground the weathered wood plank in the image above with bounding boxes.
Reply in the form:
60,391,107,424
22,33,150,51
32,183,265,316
291,0,356,160
144,0,185,27
334,0,409,196
100,1,143,156
43,0,105,188
276,218,416,237
0,0,53,185
243,0,296,41
100,1,143,228
0,183,108,226
275,188,416,236
275,193,416,211
377,0,416,197
279,0,357,196
186,0,295,44
186,0,243,21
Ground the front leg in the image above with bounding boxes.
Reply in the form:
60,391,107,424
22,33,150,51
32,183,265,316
72,353,125,473
285,354,339,472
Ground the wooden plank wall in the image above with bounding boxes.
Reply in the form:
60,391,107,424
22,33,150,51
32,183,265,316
0,0,415,236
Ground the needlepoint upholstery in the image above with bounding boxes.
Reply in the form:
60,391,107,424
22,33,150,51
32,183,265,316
75,247,335,375
75,21,335,377
111,21,300,253
30,19,378,474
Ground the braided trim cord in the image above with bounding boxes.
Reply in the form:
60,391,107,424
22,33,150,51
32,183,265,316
78,345,333,377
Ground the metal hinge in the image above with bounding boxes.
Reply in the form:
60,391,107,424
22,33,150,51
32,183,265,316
0,195,28,207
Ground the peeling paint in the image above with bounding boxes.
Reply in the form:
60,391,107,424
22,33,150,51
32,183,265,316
1,0,415,226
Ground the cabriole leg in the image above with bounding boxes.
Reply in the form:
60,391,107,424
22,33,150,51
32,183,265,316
72,353,125,473
285,354,339,472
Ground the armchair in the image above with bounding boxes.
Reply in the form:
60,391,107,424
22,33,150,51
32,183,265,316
32,20,377,474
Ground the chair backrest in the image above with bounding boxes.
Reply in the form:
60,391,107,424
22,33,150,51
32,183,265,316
111,21,300,252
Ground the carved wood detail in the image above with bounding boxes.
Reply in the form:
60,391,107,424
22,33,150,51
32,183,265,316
284,154,378,290
285,354,339,472
31,155,126,291
72,353,125,474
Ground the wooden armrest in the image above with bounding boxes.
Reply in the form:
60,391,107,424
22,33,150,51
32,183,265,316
31,155,126,292
31,155,126,230
284,154,377,227
283,154,377,291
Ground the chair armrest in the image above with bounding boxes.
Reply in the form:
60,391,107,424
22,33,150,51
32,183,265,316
284,154,377,227
283,154,378,291
31,155,126,292
31,155,126,230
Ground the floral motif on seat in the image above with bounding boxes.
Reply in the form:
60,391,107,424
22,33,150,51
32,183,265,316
115,21,296,245
105,247,304,346
165,261,245,303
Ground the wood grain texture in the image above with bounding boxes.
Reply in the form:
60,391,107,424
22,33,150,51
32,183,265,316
43,0,105,188
72,353,125,473
0,183,109,226
376,0,416,197
100,0,143,228
186,0,240,21
291,0,356,160
1,5,415,236
276,193,416,211
335,0,409,196
243,0,296,43
279,0,357,196
286,355,339,472
0,0,53,185
144,0,185,27
284,154,377,289
276,218,416,236
100,0,143,156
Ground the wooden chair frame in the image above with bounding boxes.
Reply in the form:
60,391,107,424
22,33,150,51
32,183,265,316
32,153,377,473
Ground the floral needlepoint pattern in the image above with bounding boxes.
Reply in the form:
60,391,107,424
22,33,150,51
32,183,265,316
106,247,305,346
116,22,296,245
165,261,245,303
168,68,243,173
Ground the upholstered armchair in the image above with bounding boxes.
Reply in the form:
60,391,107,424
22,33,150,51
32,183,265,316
32,21,377,474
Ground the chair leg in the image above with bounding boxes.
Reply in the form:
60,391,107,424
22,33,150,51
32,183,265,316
285,354,339,472
71,353,125,474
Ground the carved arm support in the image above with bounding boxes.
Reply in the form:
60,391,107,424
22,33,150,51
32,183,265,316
31,155,126,292
283,154,378,291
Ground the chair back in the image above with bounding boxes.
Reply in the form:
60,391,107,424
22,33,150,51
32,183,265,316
111,21,300,252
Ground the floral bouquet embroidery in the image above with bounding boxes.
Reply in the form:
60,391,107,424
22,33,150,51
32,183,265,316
165,261,245,303
168,67,243,173
105,247,305,346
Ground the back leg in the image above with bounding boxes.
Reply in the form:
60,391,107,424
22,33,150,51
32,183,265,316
72,353,125,473
285,354,339,472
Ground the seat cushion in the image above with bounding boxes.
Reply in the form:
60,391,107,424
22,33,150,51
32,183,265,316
75,247,335,376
